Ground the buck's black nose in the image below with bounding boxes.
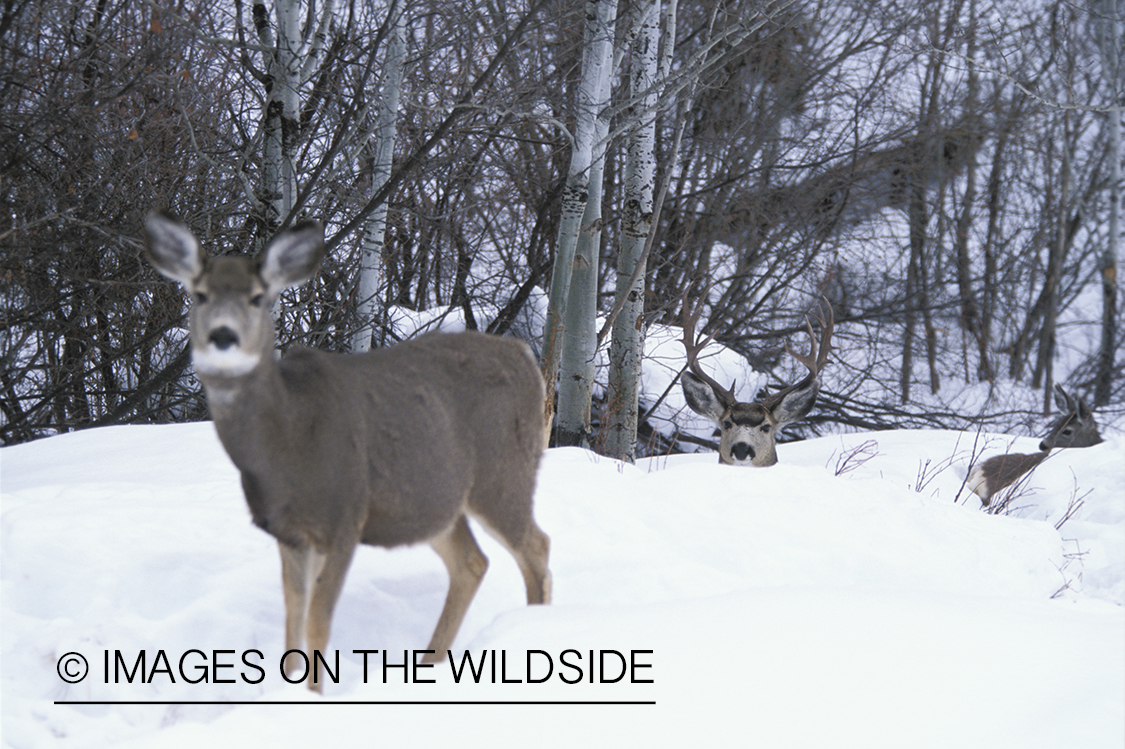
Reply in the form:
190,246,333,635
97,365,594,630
209,326,239,350
732,443,754,462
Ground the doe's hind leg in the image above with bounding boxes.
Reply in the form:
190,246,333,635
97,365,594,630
424,514,489,663
473,511,552,606
511,521,551,605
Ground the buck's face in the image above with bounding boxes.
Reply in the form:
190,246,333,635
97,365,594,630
680,370,815,467
679,297,832,468
714,401,779,466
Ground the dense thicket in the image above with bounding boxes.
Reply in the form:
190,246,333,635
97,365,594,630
1,0,1121,451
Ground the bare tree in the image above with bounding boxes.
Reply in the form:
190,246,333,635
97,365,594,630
2,0,1120,450
603,0,661,461
541,0,619,436
351,1,407,353
242,0,335,233
1095,0,1121,406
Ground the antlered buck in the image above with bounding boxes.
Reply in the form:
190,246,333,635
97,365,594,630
680,297,834,466
967,384,1103,505
142,213,551,692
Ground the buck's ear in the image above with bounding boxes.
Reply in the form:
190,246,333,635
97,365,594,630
259,221,326,296
142,212,205,285
768,381,818,427
681,371,726,423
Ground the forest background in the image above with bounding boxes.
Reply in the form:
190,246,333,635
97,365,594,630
1,0,1122,458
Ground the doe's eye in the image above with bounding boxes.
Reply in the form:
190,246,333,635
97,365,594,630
722,420,733,431
761,424,771,433
249,293,265,307
193,291,209,304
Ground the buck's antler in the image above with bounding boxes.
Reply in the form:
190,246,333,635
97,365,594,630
677,292,835,466
764,298,834,408
679,291,738,409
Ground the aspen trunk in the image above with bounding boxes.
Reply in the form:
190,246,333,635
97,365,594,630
605,0,660,461
352,3,407,353
540,0,618,432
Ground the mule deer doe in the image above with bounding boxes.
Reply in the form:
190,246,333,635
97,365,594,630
967,384,1103,505
680,296,834,466
142,213,551,692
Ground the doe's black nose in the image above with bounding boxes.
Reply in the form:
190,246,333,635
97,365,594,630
209,326,239,350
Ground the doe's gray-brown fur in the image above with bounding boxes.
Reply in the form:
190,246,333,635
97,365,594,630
967,385,1103,505
142,213,551,692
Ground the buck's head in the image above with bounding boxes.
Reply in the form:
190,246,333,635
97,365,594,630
680,298,833,467
142,213,325,380
1039,384,1103,452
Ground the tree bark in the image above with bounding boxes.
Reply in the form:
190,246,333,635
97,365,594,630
253,0,334,237
352,2,406,353
540,0,618,432
952,0,994,381
605,0,660,461
1095,0,1121,406
1033,124,1071,405
554,129,609,447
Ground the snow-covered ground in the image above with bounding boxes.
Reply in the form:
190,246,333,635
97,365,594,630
2,422,1122,748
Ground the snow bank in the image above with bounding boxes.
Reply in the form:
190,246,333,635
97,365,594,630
2,424,1121,748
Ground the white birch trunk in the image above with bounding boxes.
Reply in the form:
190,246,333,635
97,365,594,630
604,0,660,461
555,115,609,447
540,0,618,430
255,0,333,234
257,0,300,229
352,3,407,353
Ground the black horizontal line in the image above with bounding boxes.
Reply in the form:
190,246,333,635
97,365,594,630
54,700,656,706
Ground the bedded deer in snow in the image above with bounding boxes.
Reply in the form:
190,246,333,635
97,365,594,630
679,296,834,466
967,384,1103,505
142,212,551,692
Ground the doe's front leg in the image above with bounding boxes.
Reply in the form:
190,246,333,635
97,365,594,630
279,541,357,693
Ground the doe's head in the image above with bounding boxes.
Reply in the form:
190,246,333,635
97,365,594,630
142,212,325,379
1039,384,1102,452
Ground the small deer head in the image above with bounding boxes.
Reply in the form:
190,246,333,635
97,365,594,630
967,384,1103,504
680,297,833,466
1039,384,1103,451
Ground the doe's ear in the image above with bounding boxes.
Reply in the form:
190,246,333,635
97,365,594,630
681,371,727,423
1077,395,1096,421
259,221,326,296
142,212,204,285
1052,384,1076,414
